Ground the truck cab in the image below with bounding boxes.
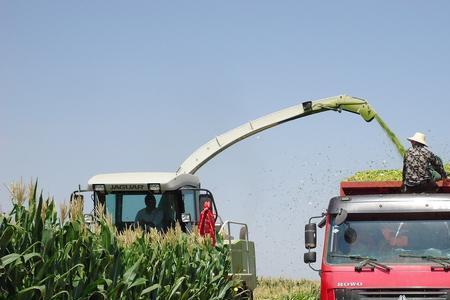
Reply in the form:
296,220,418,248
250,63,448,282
305,181,450,299
74,172,257,295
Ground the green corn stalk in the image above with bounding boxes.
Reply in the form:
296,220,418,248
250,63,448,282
1,181,241,300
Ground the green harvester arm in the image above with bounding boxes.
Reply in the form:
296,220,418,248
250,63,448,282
177,94,376,175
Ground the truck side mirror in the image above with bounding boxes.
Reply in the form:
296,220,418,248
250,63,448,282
305,223,317,249
335,209,348,225
304,251,316,263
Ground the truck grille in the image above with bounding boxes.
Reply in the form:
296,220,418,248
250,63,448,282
335,288,450,300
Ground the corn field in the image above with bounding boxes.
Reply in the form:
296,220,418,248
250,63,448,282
253,278,319,300
0,181,242,299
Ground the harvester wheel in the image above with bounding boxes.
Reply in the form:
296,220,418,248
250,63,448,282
235,288,253,300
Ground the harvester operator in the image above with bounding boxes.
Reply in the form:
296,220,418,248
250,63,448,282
402,132,447,193
135,193,163,228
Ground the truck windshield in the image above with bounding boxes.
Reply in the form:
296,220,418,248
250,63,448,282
327,215,450,264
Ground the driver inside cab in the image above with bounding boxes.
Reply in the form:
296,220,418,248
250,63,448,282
135,193,163,229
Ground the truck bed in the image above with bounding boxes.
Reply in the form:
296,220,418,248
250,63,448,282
340,180,450,196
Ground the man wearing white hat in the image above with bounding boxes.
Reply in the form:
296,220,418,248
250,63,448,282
402,132,447,193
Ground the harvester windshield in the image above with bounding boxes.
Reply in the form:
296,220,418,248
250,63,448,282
94,189,215,232
97,191,183,231
327,215,450,265
95,188,216,231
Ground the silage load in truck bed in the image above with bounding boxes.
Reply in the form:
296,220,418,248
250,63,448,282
346,164,450,182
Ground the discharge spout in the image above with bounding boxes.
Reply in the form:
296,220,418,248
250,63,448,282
177,94,376,175
309,95,377,122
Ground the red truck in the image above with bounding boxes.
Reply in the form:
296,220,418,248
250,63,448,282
304,180,450,299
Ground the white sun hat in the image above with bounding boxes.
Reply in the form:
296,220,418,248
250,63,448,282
407,132,428,146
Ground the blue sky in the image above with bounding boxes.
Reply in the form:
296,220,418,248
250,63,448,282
2,1,450,278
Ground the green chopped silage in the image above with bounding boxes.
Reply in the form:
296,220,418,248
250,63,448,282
346,164,450,182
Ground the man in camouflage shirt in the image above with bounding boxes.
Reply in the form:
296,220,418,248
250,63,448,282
402,132,447,193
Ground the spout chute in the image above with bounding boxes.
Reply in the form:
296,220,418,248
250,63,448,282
311,95,376,122
176,95,376,175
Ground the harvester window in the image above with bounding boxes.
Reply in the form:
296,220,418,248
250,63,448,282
158,192,180,231
98,191,185,232
105,194,116,224
179,189,217,225
182,190,197,223
122,194,162,222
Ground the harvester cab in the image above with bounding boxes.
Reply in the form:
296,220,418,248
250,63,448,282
82,172,207,232
72,171,257,294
